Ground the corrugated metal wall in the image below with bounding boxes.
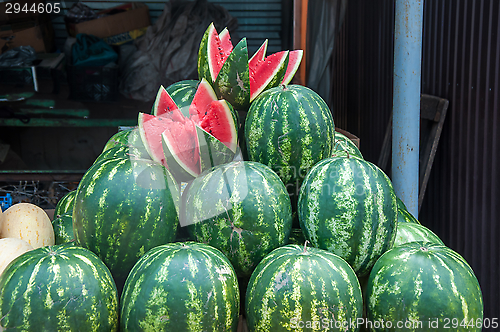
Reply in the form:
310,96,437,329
333,0,500,324
48,0,284,54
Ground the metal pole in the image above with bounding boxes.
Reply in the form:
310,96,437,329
392,0,423,218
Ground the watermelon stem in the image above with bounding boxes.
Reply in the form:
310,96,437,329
303,240,309,253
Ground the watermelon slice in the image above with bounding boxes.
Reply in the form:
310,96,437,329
282,50,304,85
161,119,201,181
188,78,218,117
249,39,268,69
218,28,233,59
249,50,289,102
191,100,238,153
198,22,304,111
152,85,179,116
140,84,238,182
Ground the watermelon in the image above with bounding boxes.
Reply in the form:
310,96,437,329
281,50,304,85
248,50,289,102
245,244,363,331
165,79,200,111
72,156,180,291
0,244,119,331
198,22,303,111
393,222,444,247
51,211,74,244
244,84,335,204
120,241,240,332
366,242,483,331
140,80,238,182
183,161,292,277
54,190,76,218
102,127,135,152
333,130,363,159
298,156,397,276
397,201,421,224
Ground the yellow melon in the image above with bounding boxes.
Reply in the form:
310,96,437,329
0,237,33,276
0,203,55,248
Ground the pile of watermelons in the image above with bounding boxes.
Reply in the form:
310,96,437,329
0,23,484,332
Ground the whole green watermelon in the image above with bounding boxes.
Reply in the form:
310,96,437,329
183,160,292,277
393,222,444,247
120,241,240,332
0,244,118,331
54,190,76,218
51,211,74,244
298,155,397,276
366,242,483,331
333,130,363,159
245,244,363,331
244,84,335,202
73,156,180,291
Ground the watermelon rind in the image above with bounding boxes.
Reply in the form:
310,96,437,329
214,38,250,112
197,23,214,84
120,241,240,332
196,125,236,174
0,244,119,331
245,244,363,331
367,242,483,331
393,221,444,247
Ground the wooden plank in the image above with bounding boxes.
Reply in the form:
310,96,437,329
293,0,308,85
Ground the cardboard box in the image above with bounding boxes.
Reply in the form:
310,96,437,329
66,2,150,44
0,17,55,53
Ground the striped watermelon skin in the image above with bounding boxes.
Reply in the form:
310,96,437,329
73,157,180,290
120,241,239,332
245,244,363,332
298,156,397,276
244,85,334,200
102,128,135,152
393,222,444,247
51,211,74,244
166,79,199,109
54,190,76,218
333,131,363,159
184,161,292,277
0,244,119,331
367,242,483,331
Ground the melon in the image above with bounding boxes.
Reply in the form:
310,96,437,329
0,203,54,248
139,80,238,182
0,237,33,276
198,22,304,111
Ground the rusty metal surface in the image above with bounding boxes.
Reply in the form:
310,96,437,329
332,0,500,324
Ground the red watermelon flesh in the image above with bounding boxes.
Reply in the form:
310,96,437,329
152,85,179,116
207,25,233,82
161,117,200,176
249,39,268,69
188,78,218,117
219,28,233,59
190,100,238,153
139,110,200,173
281,50,304,85
249,50,289,101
